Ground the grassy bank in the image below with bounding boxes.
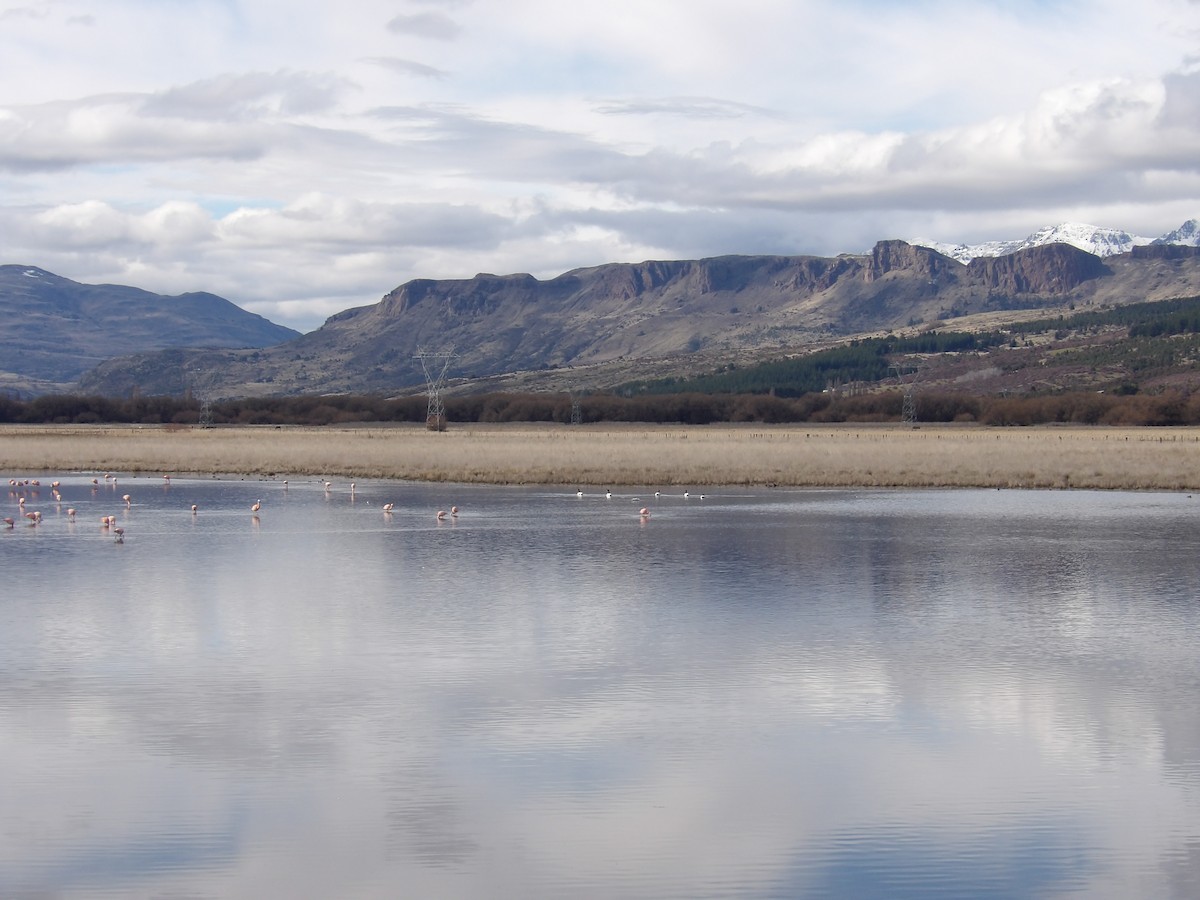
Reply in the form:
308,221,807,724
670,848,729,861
3,422,1200,490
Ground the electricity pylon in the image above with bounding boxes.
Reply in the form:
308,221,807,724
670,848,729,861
891,363,922,425
414,348,456,431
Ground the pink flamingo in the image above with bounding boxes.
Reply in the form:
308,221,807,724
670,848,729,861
436,509,447,521
3,517,13,529
382,503,394,512
191,504,198,514
251,499,262,513
450,505,459,517
113,527,124,543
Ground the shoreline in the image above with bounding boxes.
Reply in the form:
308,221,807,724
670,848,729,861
4,422,1200,491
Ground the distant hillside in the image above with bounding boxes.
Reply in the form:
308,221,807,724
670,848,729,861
78,241,1200,399
0,266,300,396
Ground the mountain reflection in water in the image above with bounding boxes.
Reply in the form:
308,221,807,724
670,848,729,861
2,477,1198,899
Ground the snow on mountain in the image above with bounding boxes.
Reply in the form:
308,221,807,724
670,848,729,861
1153,218,1200,247
913,219,1198,262
1011,223,1150,256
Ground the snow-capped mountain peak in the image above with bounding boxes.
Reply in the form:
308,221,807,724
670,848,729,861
912,219,1197,262
1012,223,1150,256
1153,218,1200,247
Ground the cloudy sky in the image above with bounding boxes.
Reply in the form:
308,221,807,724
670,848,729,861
3,0,1199,332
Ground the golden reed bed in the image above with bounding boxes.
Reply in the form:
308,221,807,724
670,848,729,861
2,422,1200,491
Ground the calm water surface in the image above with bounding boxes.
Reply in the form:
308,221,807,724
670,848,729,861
2,474,1199,898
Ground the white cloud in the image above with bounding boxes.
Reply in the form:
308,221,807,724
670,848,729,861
1,0,1199,332
386,11,461,40
362,56,450,79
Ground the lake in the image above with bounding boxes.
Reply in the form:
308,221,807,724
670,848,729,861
3,475,1199,898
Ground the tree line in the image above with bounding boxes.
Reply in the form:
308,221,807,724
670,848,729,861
4,387,1200,427
622,331,1009,397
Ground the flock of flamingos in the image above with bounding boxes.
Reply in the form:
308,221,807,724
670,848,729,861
6,473,683,543
5,473,168,542
3,473,458,543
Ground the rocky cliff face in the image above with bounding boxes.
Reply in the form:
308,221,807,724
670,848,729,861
1131,244,1200,261
77,241,1200,399
865,240,956,282
967,243,1110,294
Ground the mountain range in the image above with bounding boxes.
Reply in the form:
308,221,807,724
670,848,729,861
913,219,1200,263
4,220,1200,400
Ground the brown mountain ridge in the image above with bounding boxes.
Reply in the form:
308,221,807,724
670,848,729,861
67,240,1200,399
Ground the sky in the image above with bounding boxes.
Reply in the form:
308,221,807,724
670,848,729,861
2,0,1200,333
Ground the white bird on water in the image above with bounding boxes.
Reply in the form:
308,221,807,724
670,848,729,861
251,499,262,513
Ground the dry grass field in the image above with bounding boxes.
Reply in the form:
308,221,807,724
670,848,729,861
3,422,1200,490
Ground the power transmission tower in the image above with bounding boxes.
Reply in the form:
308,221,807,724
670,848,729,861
891,363,922,425
568,391,583,425
198,397,214,429
414,348,456,431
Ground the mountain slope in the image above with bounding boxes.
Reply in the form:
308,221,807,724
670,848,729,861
0,266,300,394
79,240,1200,400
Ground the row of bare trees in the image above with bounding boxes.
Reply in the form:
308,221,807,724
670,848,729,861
3,388,1200,427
